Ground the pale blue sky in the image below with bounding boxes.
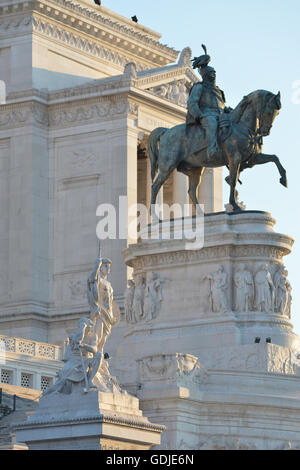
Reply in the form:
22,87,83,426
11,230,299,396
105,0,300,333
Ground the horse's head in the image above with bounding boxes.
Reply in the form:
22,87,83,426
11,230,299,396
259,91,281,137
232,90,281,136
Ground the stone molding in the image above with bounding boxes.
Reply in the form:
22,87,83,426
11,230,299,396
17,410,165,432
59,173,100,189
5,66,196,107
138,67,198,88
0,90,187,130
46,78,133,102
124,314,293,341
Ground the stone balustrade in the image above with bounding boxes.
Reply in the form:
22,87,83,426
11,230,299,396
0,335,62,362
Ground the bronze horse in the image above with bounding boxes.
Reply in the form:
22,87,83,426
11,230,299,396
148,90,287,214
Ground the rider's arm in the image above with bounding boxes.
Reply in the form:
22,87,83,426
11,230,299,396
79,342,97,355
187,83,203,120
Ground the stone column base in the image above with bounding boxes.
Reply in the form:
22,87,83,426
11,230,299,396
16,388,164,450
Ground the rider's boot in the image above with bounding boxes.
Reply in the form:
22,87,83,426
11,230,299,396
207,141,219,158
203,117,219,159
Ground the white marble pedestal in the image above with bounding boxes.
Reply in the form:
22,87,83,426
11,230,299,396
16,387,164,450
115,211,300,450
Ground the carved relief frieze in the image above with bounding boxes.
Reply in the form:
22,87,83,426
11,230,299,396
199,344,296,375
125,272,166,325
128,243,292,318
202,265,229,314
130,246,231,271
138,353,208,385
146,79,192,107
0,15,33,32
0,102,48,129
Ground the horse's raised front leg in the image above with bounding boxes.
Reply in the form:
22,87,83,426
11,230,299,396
245,153,288,188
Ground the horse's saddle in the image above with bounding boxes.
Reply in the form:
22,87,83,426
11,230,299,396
184,112,232,158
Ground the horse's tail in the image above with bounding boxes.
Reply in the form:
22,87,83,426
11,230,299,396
148,127,168,181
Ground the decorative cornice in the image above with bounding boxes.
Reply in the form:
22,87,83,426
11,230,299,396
17,411,165,432
31,16,148,72
47,77,133,103
0,0,178,67
35,0,178,60
138,66,198,89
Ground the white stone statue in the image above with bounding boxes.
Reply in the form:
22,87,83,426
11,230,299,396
204,265,229,314
276,275,288,316
275,267,292,317
254,264,275,313
87,258,102,316
170,80,180,104
144,272,164,322
88,257,120,356
234,264,254,312
273,265,285,296
44,317,101,395
286,276,292,319
44,256,121,395
124,279,135,324
132,274,145,322
178,81,188,106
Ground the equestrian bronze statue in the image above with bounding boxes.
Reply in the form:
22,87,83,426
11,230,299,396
148,45,287,214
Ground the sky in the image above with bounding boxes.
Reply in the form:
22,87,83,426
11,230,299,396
104,0,300,333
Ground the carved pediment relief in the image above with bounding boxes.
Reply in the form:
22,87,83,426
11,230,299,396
136,48,198,107
145,79,192,107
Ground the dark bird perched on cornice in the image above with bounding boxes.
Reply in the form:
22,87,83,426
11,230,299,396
131,15,138,23
94,0,101,5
